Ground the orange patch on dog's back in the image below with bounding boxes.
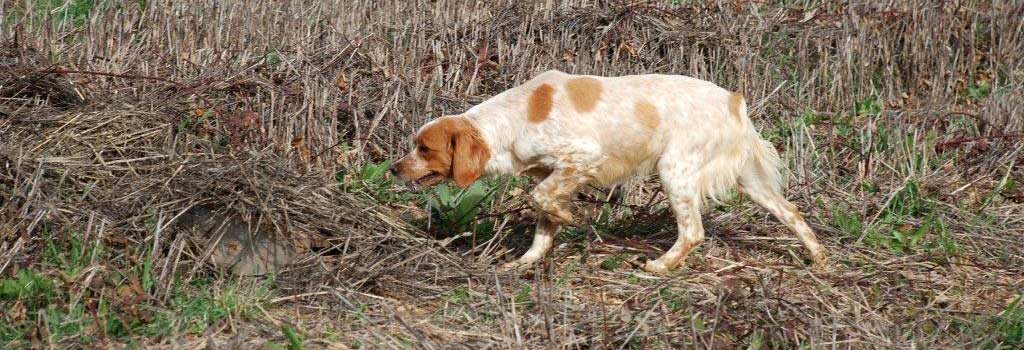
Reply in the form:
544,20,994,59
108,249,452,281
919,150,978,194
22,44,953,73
528,84,555,123
633,100,660,129
729,93,745,122
565,77,602,112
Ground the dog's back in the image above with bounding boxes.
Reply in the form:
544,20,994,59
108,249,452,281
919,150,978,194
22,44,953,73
477,70,773,194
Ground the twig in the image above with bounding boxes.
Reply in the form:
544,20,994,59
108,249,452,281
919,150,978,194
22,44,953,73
934,133,1024,153
40,68,185,86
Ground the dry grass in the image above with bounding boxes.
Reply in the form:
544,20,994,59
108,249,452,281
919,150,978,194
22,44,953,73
1,0,1023,349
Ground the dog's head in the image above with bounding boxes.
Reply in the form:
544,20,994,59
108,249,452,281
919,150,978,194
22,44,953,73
389,115,490,189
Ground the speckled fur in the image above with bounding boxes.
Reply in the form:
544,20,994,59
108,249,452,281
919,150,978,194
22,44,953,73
394,70,826,273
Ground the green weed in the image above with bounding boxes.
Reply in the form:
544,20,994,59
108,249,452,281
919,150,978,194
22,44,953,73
860,180,961,257
973,296,1024,349
446,286,471,305
281,325,303,350
830,204,863,238
514,285,533,308
33,0,94,26
599,254,626,271
799,109,820,126
0,269,56,307
993,297,1024,348
422,180,502,237
659,287,685,311
855,96,882,117
965,80,991,102
339,160,411,203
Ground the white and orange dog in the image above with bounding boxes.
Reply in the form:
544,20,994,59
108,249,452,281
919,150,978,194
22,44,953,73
390,70,826,273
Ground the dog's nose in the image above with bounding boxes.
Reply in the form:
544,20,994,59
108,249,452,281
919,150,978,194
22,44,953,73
388,163,399,176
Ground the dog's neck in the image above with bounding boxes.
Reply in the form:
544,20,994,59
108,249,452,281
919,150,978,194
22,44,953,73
463,102,524,177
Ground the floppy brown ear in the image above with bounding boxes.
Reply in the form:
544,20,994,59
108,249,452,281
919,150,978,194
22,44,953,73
451,126,490,188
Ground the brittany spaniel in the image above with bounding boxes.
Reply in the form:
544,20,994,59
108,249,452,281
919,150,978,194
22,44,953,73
390,70,826,273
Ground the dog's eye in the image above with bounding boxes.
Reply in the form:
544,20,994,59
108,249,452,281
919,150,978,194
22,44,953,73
417,145,430,154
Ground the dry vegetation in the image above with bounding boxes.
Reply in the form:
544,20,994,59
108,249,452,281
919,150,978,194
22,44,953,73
1,0,1023,349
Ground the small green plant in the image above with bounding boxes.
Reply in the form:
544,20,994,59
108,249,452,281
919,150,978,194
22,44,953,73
34,0,95,26
885,180,931,219
746,330,766,350
446,286,470,305
142,278,272,337
514,285,533,308
626,274,641,285
0,269,56,307
557,226,587,242
885,218,932,254
855,96,882,116
965,80,991,101
994,297,1024,348
830,204,863,238
266,51,282,68
423,181,497,236
861,181,879,194
281,325,303,350
658,287,685,311
340,160,412,203
599,254,626,271
177,109,212,134
799,109,820,126
862,181,959,256
834,116,854,138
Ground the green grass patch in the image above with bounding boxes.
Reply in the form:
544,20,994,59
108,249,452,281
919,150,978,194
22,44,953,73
33,0,95,25
992,297,1024,349
0,228,275,348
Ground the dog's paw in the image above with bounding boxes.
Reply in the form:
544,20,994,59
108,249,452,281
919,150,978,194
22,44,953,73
642,259,673,274
810,252,828,270
499,260,530,272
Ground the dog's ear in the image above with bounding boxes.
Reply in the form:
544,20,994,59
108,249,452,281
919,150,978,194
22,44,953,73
451,123,490,188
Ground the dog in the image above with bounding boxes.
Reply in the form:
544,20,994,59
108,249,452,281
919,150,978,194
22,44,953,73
390,70,826,273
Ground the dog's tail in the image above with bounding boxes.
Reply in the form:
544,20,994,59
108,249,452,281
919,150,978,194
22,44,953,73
697,92,783,203
736,93,783,195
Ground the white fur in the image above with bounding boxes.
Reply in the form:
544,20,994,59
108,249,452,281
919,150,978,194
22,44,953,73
443,70,824,272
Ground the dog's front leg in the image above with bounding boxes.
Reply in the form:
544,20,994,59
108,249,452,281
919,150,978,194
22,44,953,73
500,216,559,270
501,167,588,270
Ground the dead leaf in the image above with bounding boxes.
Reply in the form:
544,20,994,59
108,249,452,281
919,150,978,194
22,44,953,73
337,100,354,115
9,301,25,322
476,41,489,66
562,51,576,63
975,138,990,152
619,41,638,58
335,72,349,91
291,135,311,161
225,111,260,147
799,8,818,23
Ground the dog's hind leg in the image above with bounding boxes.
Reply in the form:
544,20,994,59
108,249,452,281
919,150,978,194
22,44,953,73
644,151,705,273
739,173,827,268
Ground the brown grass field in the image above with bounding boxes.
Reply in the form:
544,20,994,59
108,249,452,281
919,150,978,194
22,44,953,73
1,0,1023,349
